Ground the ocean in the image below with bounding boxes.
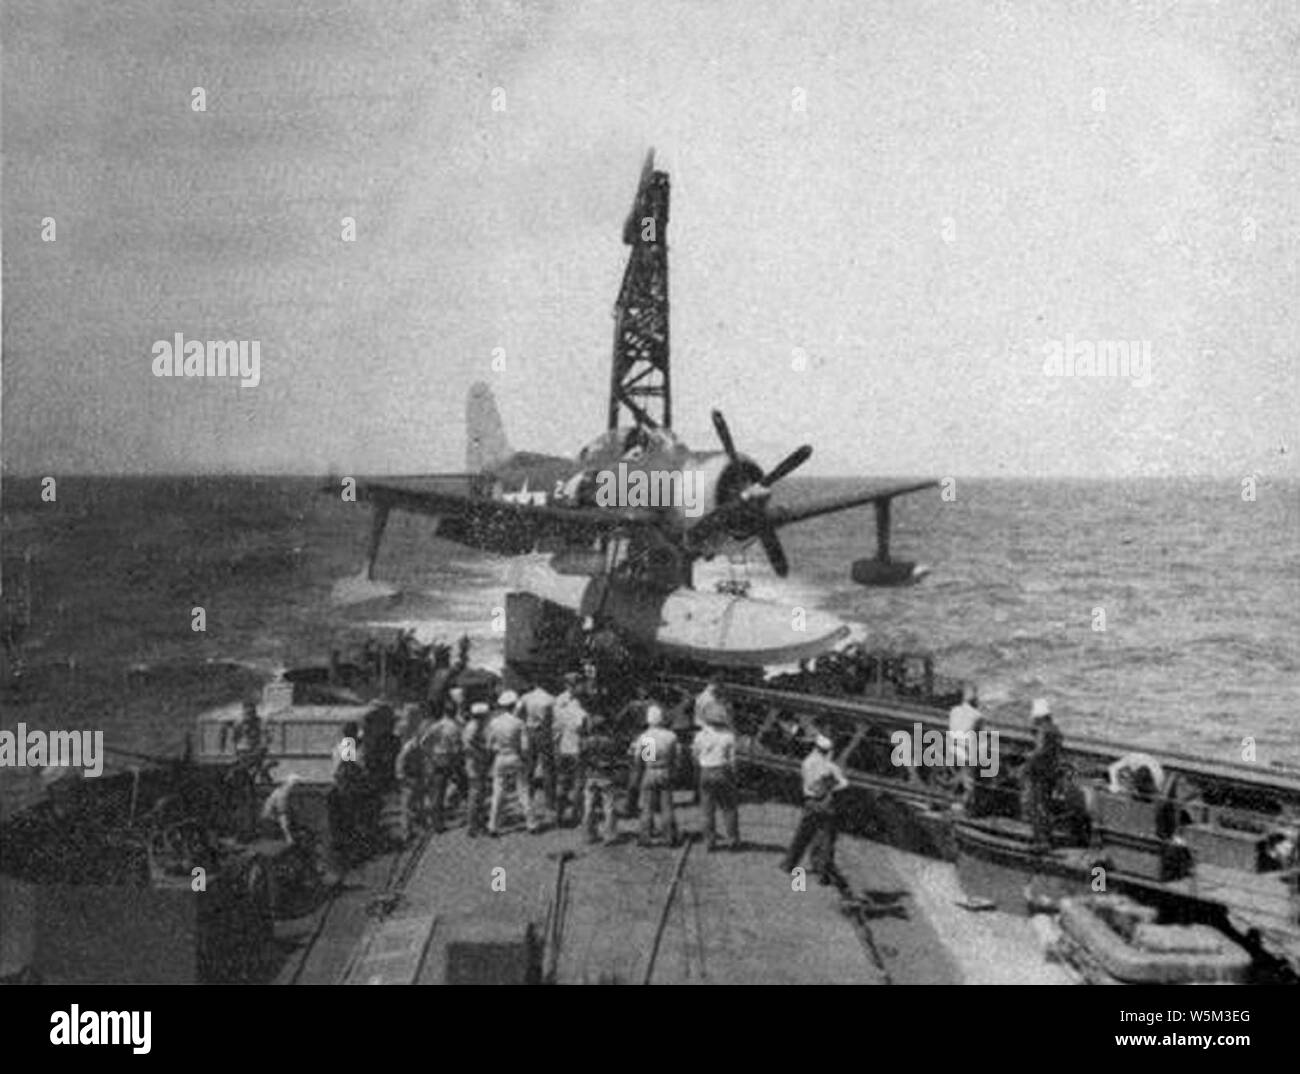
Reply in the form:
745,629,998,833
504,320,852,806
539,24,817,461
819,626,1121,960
1,474,1296,813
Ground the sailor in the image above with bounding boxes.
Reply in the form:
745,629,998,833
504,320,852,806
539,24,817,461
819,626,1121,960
693,673,731,730
617,687,653,817
233,700,264,762
331,721,361,778
781,734,849,885
394,711,429,833
361,636,380,680
447,686,467,724
947,682,984,810
360,705,401,796
427,644,455,714
461,702,492,837
487,690,537,835
261,772,304,845
693,706,740,851
634,705,678,846
1020,698,1063,850
518,677,557,813
552,672,589,827
422,702,464,834
442,686,470,813
579,710,622,845
329,722,367,866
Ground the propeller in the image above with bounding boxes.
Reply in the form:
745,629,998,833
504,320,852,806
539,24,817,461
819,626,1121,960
762,444,812,488
711,409,737,460
703,409,812,577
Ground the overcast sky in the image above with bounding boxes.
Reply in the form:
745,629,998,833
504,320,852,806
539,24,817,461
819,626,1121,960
3,0,1296,478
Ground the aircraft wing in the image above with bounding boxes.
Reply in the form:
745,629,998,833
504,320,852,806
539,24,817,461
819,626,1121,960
354,480,658,557
767,480,939,529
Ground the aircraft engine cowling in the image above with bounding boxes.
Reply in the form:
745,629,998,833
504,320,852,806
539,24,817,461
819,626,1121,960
685,453,764,539
680,410,813,577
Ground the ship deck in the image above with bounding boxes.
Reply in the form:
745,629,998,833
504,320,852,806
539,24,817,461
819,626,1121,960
276,798,1073,985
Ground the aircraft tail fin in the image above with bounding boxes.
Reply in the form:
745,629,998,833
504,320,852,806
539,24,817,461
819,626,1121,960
466,381,510,472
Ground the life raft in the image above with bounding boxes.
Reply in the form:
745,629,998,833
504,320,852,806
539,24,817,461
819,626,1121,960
1057,895,1251,984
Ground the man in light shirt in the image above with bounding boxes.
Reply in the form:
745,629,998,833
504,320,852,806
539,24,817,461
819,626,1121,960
948,682,983,810
781,733,849,885
692,709,739,851
552,673,589,827
487,690,536,835
634,705,678,846
461,702,491,837
261,772,304,845
518,678,557,812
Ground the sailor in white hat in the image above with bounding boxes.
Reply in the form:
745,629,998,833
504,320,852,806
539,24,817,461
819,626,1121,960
486,689,536,836
781,731,849,885
462,702,493,836
634,704,679,846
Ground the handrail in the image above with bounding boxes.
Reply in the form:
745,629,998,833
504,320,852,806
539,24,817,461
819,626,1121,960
658,674,1300,801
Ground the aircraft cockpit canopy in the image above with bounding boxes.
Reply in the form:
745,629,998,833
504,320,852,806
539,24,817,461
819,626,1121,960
578,425,683,463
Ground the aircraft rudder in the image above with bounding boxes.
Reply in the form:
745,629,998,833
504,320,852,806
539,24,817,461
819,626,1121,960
466,380,510,471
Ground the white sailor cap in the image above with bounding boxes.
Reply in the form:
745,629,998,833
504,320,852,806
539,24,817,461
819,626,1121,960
814,734,833,751
497,690,518,709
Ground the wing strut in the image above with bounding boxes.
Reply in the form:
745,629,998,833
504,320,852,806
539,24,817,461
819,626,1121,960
366,504,391,581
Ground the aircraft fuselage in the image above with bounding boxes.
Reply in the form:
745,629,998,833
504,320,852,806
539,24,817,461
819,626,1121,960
484,425,763,542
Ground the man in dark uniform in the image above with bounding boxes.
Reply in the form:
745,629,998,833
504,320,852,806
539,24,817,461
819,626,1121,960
1020,698,1063,850
426,644,455,716
422,702,463,834
232,701,265,762
616,686,653,817
579,711,624,845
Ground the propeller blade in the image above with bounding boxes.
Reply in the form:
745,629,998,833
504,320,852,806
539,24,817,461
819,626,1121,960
759,524,789,578
762,444,812,487
711,409,738,460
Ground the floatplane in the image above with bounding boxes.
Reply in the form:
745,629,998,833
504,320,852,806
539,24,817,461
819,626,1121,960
331,151,937,668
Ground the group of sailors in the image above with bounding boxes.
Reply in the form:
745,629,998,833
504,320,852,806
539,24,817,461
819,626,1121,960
948,686,1191,852
366,671,748,851
296,668,853,886
946,685,1065,847
234,657,1096,875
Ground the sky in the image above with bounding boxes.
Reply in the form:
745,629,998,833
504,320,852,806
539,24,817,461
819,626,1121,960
2,0,1297,478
